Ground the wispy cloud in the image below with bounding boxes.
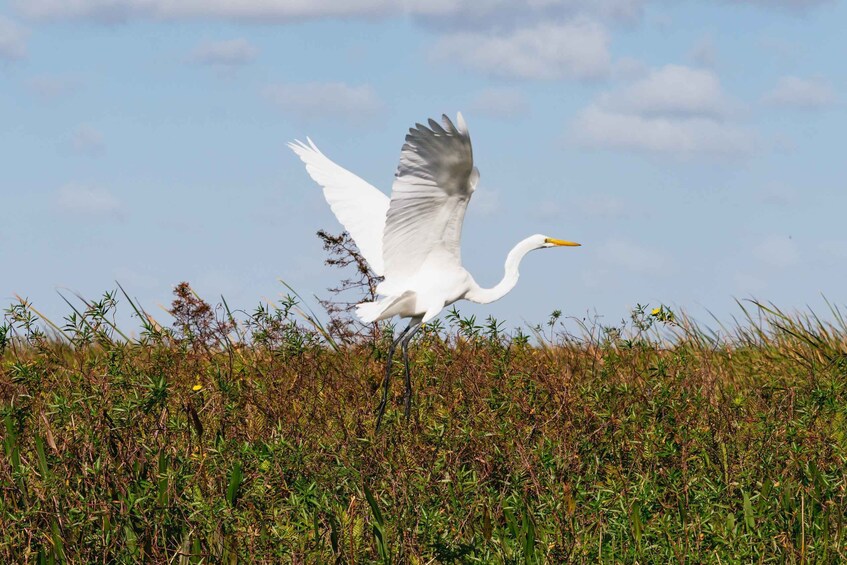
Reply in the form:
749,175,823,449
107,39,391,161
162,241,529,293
70,125,104,155
572,105,756,156
14,0,399,22
114,267,159,290
576,194,629,218
412,0,643,29
763,76,836,109
597,65,735,118
263,82,382,122
612,56,647,80
728,0,832,11
26,75,80,99
10,0,830,27
733,272,766,295
536,195,631,221
818,239,847,261
752,234,799,269
531,199,567,222
13,0,644,25
188,38,259,67
571,64,756,157
434,20,611,80
597,238,673,274
0,16,28,61
689,35,717,68
55,184,123,219
756,35,804,68
467,188,501,218
468,88,528,119
756,183,801,207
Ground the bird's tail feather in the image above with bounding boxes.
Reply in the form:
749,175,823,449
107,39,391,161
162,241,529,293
356,301,388,324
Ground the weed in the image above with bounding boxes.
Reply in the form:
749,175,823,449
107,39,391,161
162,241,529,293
1,274,846,561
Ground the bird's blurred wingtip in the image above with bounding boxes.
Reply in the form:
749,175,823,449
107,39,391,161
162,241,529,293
287,137,322,158
456,111,467,134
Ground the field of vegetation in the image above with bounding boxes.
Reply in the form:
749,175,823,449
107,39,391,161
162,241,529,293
2,241,846,563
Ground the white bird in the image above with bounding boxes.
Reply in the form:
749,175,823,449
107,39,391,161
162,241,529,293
289,113,580,428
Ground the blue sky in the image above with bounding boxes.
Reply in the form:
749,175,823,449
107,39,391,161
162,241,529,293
1,0,845,333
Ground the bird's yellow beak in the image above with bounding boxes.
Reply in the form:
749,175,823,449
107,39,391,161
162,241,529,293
545,237,581,247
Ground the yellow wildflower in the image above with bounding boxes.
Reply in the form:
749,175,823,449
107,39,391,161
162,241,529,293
192,383,203,391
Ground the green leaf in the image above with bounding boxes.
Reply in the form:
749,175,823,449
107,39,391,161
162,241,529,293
4,414,21,475
363,483,390,564
523,502,536,562
50,519,65,562
157,449,168,507
363,483,384,527
226,460,243,507
742,490,755,530
35,435,49,479
630,501,643,552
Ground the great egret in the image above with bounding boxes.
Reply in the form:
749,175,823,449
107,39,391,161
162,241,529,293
289,113,580,429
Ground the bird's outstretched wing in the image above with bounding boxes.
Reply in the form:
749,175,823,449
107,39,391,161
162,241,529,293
289,138,390,276
382,113,479,284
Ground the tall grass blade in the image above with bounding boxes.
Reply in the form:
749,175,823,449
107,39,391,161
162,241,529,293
226,460,243,507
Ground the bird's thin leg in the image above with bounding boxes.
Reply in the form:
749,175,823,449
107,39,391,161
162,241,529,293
375,324,412,431
402,322,423,422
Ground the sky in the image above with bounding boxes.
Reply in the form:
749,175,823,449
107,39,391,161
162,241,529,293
1,0,845,335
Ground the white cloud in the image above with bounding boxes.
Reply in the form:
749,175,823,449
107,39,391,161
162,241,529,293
752,234,798,269
434,20,610,80
14,0,398,22
188,38,259,67
598,65,734,118
14,0,644,25
412,0,643,29
598,238,672,274
70,125,104,154
728,0,832,10
571,64,756,157
572,105,756,156
55,184,122,218
263,82,382,121
0,16,27,61
468,88,528,119
763,76,836,109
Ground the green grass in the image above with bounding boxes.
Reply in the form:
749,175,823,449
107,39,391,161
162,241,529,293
1,288,846,563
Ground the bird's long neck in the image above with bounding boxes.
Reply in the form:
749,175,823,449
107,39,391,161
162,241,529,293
466,236,540,305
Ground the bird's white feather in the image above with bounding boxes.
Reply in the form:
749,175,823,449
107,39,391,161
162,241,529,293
382,113,479,285
290,113,577,327
288,138,390,276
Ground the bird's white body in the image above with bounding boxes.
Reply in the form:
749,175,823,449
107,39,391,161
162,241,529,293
290,112,579,427
289,113,577,326
361,256,475,323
